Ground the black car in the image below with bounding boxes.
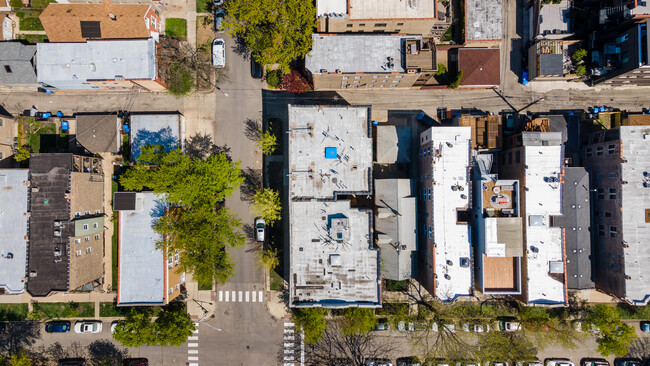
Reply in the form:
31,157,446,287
58,359,86,366
250,57,263,79
123,358,148,366
46,320,71,333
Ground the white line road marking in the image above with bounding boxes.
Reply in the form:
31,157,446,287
194,323,199,327
188,357,199,361
259,291,264,302
219,291,223,302
193,329,199,334
252,291,257,302
188,343,199,347
284,364,295,366
189,363,199,366
245,291,250,302
188,336,199,341
231,291,236,302
224,291,229,302
284,349,294,354
238,291,243,302
284,356,294,361
188,350,199,354
284,328,294,334
284,335,294,341
284,322,295,327
284,343,294,348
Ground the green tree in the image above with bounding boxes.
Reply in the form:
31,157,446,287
251,188,281,225
585,304,637,357
572,48,588,61
575,65,586,76
1,350,33,366
167,63,194,97
153,303,196,347
435,63,447,76
113,308,156,347
449,71,463,89
13,148,30,162
266,69,281,88
224,0,316,73
256,247,279,271
476,331,537,362
9,0,21,9
339,308,377,336
256,129,277,155
294,308,327,345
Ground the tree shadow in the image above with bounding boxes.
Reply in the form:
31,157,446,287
88,340,129,366
0,321,41,356
242,223,261,251
241,167,262,201
131,126,179,161
231,34,250,58
626,337,650,359
244,118,261,142
185,133,231,161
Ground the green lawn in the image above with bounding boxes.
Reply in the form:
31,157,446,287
19,16,44,31
16,34,48,43
165,18,187,40
384,279,408,292
0,304,29,321
196,0,211,13
99,302,162,317
21,118,57,153
198,279,213,291
32,302,94,319
111,179,119,291
270,270,284,291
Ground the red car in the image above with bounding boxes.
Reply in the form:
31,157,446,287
123,359,148,366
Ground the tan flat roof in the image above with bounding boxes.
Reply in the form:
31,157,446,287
483,255,518,291
349,0,436,19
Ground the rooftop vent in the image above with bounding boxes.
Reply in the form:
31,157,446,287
329,217,350,242
108,13,117,20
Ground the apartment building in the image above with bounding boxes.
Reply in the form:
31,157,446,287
26,154,105,296
0,169,29,294
287,105,380,308
305,34,438,90
465,0,503,45
114,191,184,306
316,0,450,37
582,118,650,305
595,19,650,86
418,126,473,301
0,42,37,88
130,112,185,161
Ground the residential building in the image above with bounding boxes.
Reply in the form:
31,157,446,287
40,0,161,43
500,131,567,304
527,39,582,80
315,0,450,37
376,125,412,165
75,113,122,154
582,120,650,305
114,191,184,306
305,34,438,90
418,126,473,301
594,19,650,85
287,105,380,308
1,14,13,41
0,110,17,166
0,42,37,88
129,112,185,161
375,179,417,281
465,0,503,44
456,114,503,150
26,154,105,296
0,169,29,294
530,0,573,40
456,48,501,88
0,0,11,12
36,39,165,92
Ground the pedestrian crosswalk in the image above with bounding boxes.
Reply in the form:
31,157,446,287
283,322,304,366
217,290,265,303
187,322,200,366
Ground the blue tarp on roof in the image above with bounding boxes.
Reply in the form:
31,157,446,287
325,147,337,159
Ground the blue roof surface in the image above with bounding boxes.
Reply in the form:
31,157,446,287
325,147,337,159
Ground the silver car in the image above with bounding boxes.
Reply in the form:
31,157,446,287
212,38,225,68
255,218,265,242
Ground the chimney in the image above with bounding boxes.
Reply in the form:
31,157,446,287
108,13,117,20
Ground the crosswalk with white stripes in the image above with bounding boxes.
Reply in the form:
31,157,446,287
187,322,200,366
217,290,265,303
283,322,304,366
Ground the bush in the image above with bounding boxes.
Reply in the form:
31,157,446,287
265,70,281,88
449,71,463,89
384,279,408,292
573,48,588,61
435,63,447,76
167,63,194,97
280,69,311,93
575,65,586,76
9,0,22,9
19,17,44,31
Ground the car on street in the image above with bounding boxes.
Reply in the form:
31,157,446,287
74,320,102,334
431,322,438,332
255,218,265,242
374,318,390,331
640,321,650,333
545,359,575,366
442,324,455,333
123,359,148,366
614,359,642,366
516,360,542,366
0,322,6,335
212,38,226,68
214,8,225,33
58,359,86,366
474,323,490,332
581,358,609,366
498,318,521,332
485,362,508,366
251,56,263,79
46,321,71,333
212,0,223,6
461,323,470,332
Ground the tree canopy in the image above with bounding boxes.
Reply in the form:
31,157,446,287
256,129,277,155
585,304,637,357
251,188,281,225
256,247,279,271
223,0,316,73
339,308,377,336
294,308,328,345
113,305,195,347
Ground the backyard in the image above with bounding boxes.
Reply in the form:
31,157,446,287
165,18,187,40
31,302,94,319
18,117,57,154
0,304,29,321
11,0,54,31
196,0,211,13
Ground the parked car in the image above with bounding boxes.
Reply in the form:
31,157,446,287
214,8,225,32
74,320,102,334
581,358,609,366
398,321,406,332
572,320,600,334
516,361,542,366
396,357,421,366
461,323,470,332
374,319,390,331
111,320,119,334
474,323,490,333
212,38,226,68
486,362,509,366
212,0,223,6
442,324,455,333
46,321,71,333
123,359,148,366
431,322,439,332
0,322,6,335
251,56,263,79
545,359,575,366
614,359,642,366
640,321,650,333
498,318,521,332
58,359,86,366
255,218,265,242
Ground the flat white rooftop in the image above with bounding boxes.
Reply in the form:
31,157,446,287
421,126,472,301
524,144,566,304
130,113,184,161
288,105,372,199
289,200,380,307
620,126,650,305
306,34,407,74
348,0,436,19
316,0,347,16
118,192,166,305
0,169,29,294
37,39,156,82
466,0,503,41
538,0,570,36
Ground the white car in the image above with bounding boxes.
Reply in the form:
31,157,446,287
110,320,119,334
212,38,226,68
74,320,102,334
545,360,575,366
255,218,265,242
461,323,470,332
474,323,490,332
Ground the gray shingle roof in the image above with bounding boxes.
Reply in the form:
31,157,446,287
0,42,37,85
